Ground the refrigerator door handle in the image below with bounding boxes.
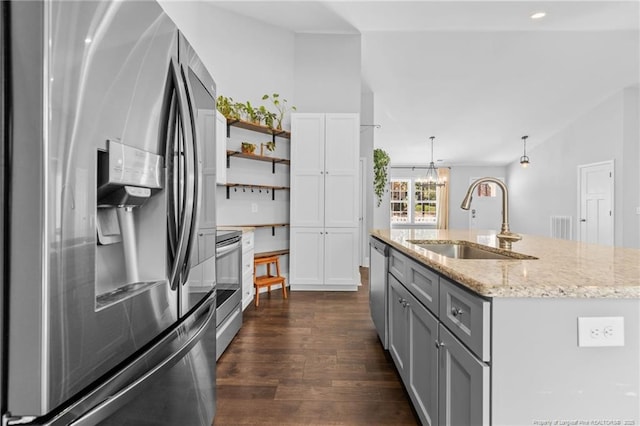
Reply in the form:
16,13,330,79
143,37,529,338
178,63,202,282
168,58,196,291
66,292,216,426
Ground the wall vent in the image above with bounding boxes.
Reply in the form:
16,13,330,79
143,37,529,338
550,216,572,240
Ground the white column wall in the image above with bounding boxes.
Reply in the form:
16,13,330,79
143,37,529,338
507,87,639,248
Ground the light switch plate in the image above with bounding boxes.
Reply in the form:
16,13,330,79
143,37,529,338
578,317,624,347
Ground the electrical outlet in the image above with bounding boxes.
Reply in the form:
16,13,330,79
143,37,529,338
251,203,258,213
578,317,624,347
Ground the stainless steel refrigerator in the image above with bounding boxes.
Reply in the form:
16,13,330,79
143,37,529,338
1,1,219,424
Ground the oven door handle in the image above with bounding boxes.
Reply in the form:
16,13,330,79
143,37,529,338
216,240,241,258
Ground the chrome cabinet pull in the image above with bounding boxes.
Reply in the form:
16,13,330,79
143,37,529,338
435,340,445,349
451,307,464,317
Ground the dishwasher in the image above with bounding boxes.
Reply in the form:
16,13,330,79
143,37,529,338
369,236,389,349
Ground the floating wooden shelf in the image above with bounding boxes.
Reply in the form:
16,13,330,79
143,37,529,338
255,249,290,259
219,182,289,200
225,118,291,142
219,223,289,236
226,150,290,173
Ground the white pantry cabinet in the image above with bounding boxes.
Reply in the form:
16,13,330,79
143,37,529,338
215,110,227,185
289,227,359,289
290,113,360,290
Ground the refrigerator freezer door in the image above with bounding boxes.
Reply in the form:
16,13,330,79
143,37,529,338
5,0,187,417
178,32,218,315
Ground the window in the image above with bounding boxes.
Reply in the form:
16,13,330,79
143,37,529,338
390,179,409,223
390,178,438,225
414,180,437,224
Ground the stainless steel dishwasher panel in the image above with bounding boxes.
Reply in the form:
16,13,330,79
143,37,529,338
369,236,389,349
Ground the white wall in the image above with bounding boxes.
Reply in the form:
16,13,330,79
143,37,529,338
293,34,361,113
508,87,640,248
361,89,375,262
158,1,296,261
159,1,295,113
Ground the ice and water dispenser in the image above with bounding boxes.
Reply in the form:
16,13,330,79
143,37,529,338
95,140,166,308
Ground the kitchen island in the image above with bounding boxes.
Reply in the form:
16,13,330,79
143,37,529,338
370,229,639,426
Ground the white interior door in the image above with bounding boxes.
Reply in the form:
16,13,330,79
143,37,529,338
578,161,614,245
468,177,504,231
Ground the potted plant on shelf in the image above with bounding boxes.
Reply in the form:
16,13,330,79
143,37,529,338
259,105,277,129
260,140,276,156
241,142,256,154
244,101,261,124
262,93,296,130
217,95,239,120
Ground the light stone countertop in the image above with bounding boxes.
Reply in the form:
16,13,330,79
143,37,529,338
371,229,640,299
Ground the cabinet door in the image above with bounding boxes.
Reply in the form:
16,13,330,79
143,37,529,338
407,292,439,426
241,240,254,311
388,275,410,383
289,227,324,286
215,111,227,185
438,325,490,426
324,114,359,228
324,227,359,286
291,114,325,227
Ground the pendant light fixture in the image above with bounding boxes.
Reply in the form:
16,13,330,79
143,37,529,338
425,136,444,187
520,135,530,167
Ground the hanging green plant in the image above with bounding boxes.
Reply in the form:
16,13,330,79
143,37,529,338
373,148,390,207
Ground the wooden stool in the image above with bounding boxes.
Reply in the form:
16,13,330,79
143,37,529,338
253,255,287,307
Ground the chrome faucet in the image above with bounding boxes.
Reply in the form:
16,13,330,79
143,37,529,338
460,177,522,250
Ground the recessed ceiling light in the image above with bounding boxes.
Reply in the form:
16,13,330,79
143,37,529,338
84,37,92,44
530,12,546,20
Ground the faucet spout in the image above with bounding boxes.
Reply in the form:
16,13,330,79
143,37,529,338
460,177,521,250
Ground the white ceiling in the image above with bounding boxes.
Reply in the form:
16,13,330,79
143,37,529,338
212,1,640,166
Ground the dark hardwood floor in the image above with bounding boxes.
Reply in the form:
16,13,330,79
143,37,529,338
213,267,419,425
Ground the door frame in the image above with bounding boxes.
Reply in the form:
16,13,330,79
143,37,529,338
359,157,368,267
577,160,614,244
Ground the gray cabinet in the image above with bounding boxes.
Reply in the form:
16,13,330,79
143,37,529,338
438,325,490,425
388,274,409,379
408,289,439,426
389,273,439,426
381,242,490,426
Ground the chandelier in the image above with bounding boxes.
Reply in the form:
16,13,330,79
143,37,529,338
425,136,445,187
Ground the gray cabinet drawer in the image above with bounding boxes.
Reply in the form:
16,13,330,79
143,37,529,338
389,249,408,283
439,278,491,362
406,259,439,316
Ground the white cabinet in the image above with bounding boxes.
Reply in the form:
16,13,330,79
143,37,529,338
289,228,324,285
240,230,255,310
290,113,359,291
289,227,358,289
215,110,227,185
324,114,359,228
290,114,324,227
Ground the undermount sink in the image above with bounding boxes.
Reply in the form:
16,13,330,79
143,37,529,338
407,240,538,260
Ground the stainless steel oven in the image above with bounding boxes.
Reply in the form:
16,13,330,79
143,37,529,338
215,230,242,360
